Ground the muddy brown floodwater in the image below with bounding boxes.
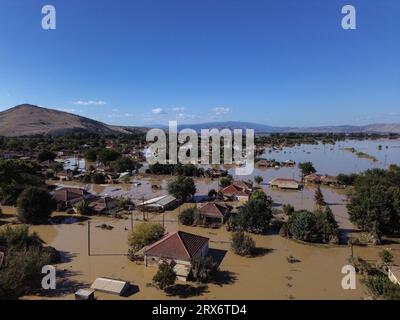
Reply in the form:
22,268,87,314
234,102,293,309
21,199,399,300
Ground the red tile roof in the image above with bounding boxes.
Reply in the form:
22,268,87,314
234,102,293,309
144,231,209,261
198,202,229,218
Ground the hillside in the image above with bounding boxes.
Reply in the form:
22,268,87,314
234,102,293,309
0,104,144,136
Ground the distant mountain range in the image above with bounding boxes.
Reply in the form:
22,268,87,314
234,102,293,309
0,104,400,137
159,121,400,134
0,104,146,136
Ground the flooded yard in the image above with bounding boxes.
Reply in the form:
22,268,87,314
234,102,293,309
22,205,400,300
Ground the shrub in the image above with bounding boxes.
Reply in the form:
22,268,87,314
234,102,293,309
153,261,176,290
231,231,255,256
178,207,198,226
75,200,91,215
189,255,218,283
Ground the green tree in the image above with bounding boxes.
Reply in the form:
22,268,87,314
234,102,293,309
97,149,121,164
17,187,55,224
178,206,198,226
219,175,233,188
250,189,272,204
153,261,176,290
84,149,98,162
0,160,44,205
228,198,272,234
0,225,55,299
287,210,317,242
315,206,339,243
128,223,165,251
167,176,196,201
189,255,218,283
254,175,263,185
347,169,400,235
379,249,394,268
299,162,316,176
75,200,91,215
231,231,255,256
110,157,137,172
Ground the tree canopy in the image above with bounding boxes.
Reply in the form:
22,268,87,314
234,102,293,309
228,198,272,234
17,187,56,224
128,222,165,252
167,176,196,201
347,168,400,236
298,161,316,176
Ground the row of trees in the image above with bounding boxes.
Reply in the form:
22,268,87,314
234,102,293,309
282,207,340,244
146,163,205,177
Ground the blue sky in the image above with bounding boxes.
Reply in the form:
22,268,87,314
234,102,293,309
0,0,399,126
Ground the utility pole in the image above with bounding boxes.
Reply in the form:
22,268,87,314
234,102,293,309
142,196,146,221
87,220,91,256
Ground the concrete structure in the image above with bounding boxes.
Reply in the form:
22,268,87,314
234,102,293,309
143,231,209,281
137,195,178,212
388,266,400,285
91,277,130,296
75,288,95,300
269,178,300,190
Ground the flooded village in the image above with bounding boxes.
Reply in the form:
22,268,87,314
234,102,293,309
1,133,400,300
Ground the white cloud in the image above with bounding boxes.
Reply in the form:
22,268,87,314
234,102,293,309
173,107,185,112
73,100,107,106
152,107,166,115
213,106,231,116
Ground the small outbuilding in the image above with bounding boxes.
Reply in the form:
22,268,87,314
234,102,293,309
90,277,130,296
75,288,95,300
136,195,178,212
269,178,300,190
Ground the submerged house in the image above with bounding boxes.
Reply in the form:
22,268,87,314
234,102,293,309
304,174,338,186
197,202,231,225
143,231,209,281
269,178,300,190
221,180,253,202
136,195,178,213
88,196,118,215
53,187,93,207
